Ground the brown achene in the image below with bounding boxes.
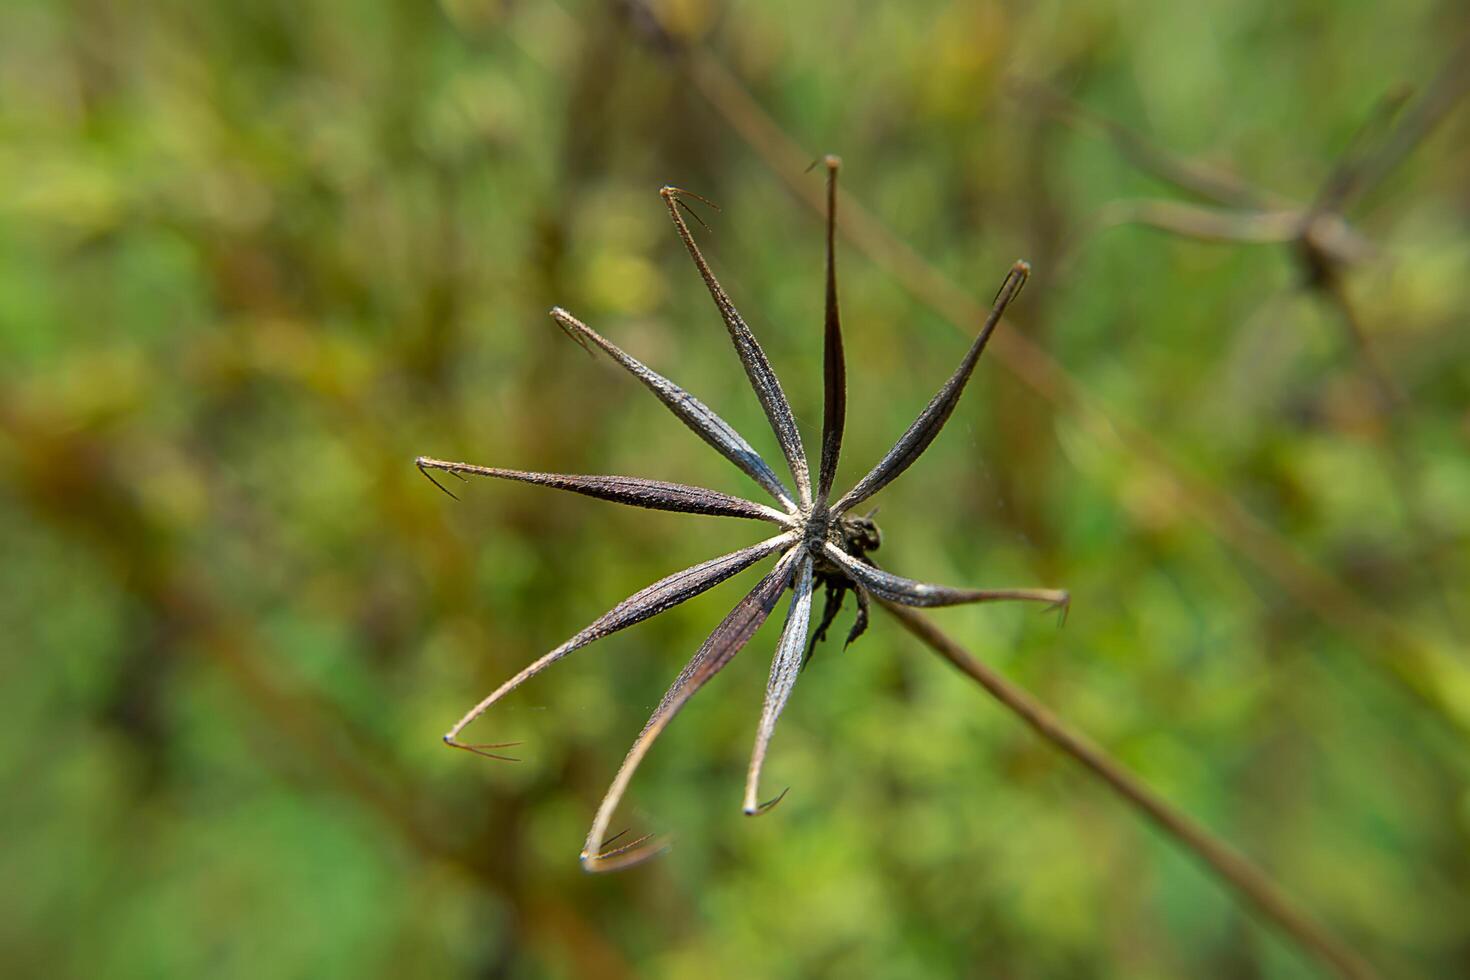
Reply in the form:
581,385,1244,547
416,158,1065,872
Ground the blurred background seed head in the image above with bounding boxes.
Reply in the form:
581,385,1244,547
1,0,1468,977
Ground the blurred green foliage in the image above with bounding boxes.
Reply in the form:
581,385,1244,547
2,0,1468,977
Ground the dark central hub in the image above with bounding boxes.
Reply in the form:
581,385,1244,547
800,510,883,659
803,509,882,562
802,509,831,553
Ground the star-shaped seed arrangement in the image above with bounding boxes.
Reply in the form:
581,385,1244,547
418,158,1068,872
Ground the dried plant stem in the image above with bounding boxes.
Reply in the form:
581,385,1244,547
1027,80,1462,638
881,600,1378,980
1313,273,1463,636
677,47,1470,742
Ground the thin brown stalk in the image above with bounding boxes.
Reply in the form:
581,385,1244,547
1012,79,1282,210
1312,274,1463,636
881,599,1379,980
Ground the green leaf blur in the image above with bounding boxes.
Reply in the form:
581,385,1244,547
1,0,1467,977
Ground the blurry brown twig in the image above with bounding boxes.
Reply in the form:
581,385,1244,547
1020,39,1470,270
1013,81,1280,210
1021,49,1470,408
1020,49,1470,634
882,600,1379,980
1015,79,1378,269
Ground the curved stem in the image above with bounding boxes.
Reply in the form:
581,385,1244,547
879,599,1378,980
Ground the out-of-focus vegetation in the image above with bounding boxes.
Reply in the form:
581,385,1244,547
2,0,1468,976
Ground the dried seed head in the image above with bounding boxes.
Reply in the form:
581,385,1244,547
418,164,1064,871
